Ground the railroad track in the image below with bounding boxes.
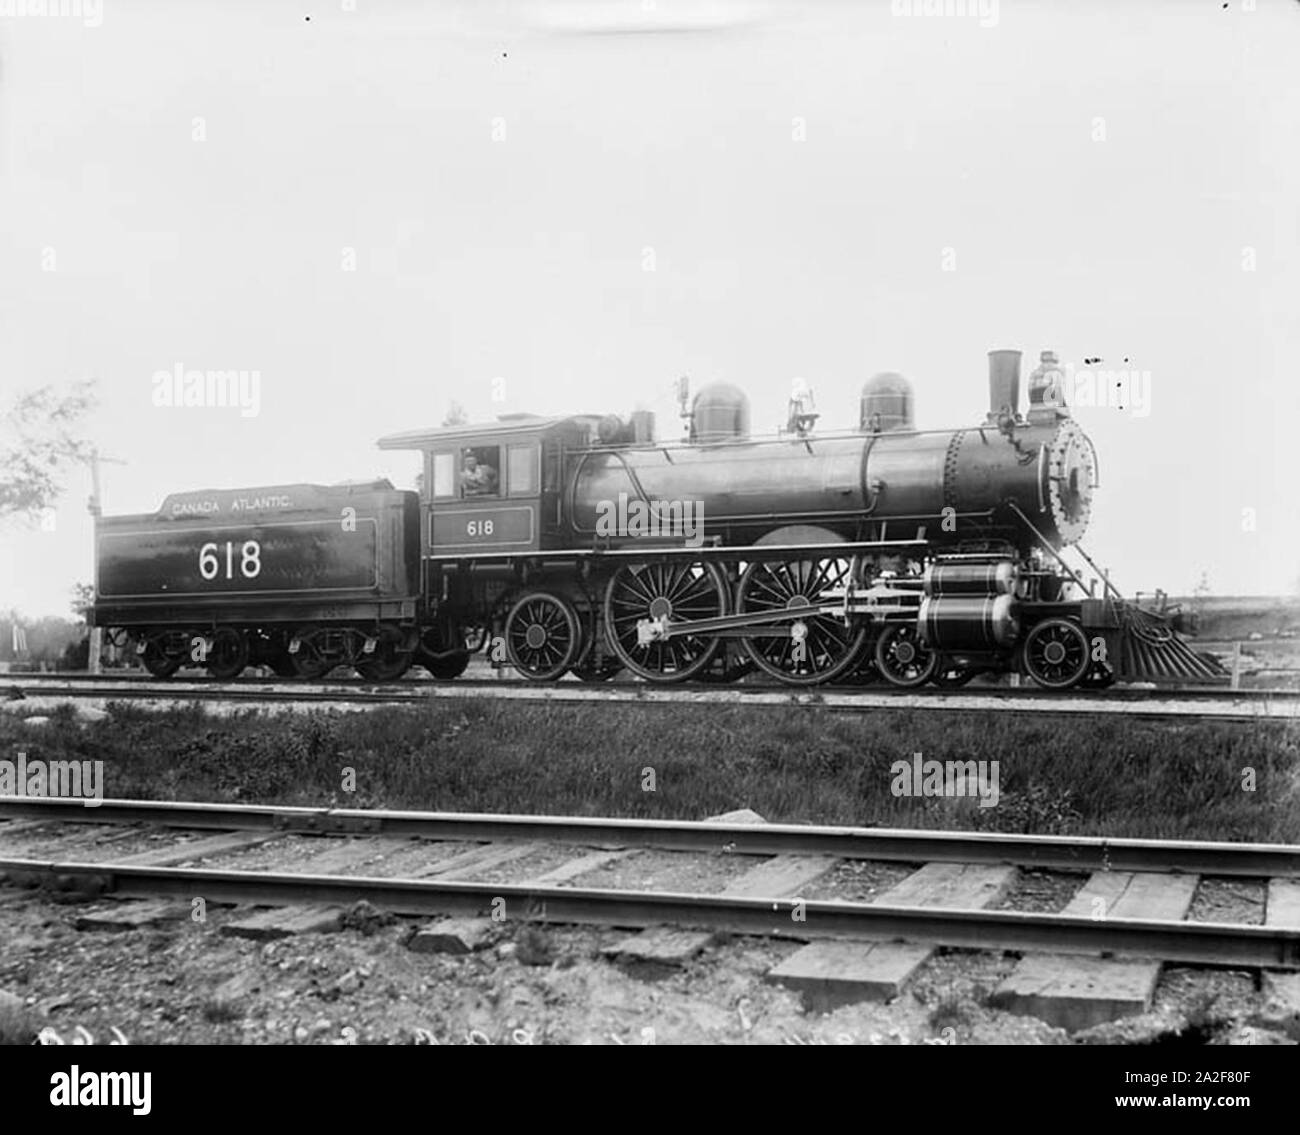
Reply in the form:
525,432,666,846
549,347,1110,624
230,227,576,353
6,673,1298,722
2,798,1298,1026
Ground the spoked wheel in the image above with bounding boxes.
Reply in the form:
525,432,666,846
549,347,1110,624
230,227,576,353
356,625,415,682
505,592,582,681
874,624,938,688
1023,618,1090,689
737,557,867,685
206,627,250,680
604,562,728,683
141,637,183,678
289,625,335,679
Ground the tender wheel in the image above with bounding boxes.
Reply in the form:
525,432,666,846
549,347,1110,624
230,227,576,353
206,627,250,680
604,562,727,683
1023,618,1090,689
874,624,938,688
505,592,582,681
141,637,182,678
736,557,867,685
289,626,334,679
356,625,415,682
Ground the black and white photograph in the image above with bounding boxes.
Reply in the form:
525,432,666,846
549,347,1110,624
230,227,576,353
0,0,1296,1098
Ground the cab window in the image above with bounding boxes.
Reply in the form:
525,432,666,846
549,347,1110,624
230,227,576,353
459,446,500,498
431,452,456,499
507,444,539,496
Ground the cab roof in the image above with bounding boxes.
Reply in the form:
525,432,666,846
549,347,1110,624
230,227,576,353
376,414,598,451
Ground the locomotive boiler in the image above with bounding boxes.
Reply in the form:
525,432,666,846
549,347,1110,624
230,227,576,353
90,347,1222,690
566,349,1095,553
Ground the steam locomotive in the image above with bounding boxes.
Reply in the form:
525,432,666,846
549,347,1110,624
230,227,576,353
89,348,1222,689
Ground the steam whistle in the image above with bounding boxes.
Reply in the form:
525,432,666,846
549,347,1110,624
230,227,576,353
787,378,819,436
676,376,691,438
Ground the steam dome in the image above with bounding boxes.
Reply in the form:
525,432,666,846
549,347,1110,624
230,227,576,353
860,373,914,432
691,383,751,443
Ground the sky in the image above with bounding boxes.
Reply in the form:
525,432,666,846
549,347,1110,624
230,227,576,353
1,0,1296,618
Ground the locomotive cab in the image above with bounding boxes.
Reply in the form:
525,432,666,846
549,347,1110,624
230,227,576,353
378,415,598,557
426,438,536,553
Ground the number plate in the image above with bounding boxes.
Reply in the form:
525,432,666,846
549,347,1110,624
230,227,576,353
432,506,534,551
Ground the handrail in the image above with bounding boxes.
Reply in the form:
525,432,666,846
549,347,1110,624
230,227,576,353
1006,501,1090,594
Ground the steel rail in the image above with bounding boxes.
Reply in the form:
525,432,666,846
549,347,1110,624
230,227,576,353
10,672,1289,699
3,797,1299,878
4,676,1295,720
0,857,1295,969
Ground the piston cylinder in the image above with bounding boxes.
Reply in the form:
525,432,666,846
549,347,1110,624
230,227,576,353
919,594,1019,650
923,561,1018,597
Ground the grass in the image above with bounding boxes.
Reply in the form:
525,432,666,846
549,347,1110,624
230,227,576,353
1,699,1296,842
0,996,36,1045
927,995,975,1035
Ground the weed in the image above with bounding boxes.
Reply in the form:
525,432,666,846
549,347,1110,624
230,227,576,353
0,701,1293,841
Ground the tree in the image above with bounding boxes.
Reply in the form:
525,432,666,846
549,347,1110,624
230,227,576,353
0,381,97,521
2,613,83,669
71,582,95,619
442,400,469,428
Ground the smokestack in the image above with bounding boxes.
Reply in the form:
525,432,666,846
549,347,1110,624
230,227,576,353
987,349,1022,423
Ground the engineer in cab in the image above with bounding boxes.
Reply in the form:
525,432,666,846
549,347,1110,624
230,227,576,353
460,452,498,497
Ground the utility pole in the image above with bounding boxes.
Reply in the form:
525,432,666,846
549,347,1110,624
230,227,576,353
76,446,126,674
